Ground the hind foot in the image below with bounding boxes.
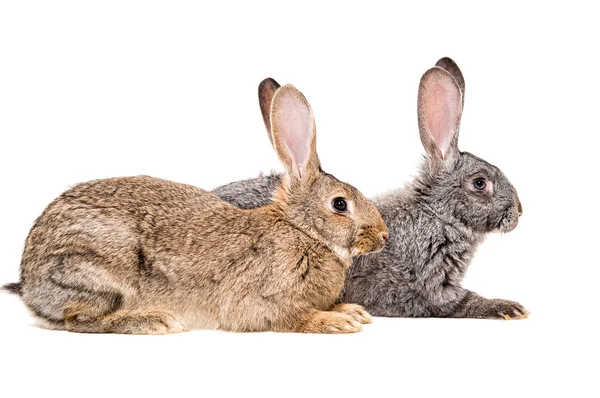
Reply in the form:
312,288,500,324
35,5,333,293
64,304,188,334
100,310,189,334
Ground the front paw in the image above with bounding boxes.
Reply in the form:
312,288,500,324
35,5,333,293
331,303,372,324
299,311,363,334
483,299,529,320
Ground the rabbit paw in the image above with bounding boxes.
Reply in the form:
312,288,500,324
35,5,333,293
332,303,372,324
484,299,529,320
301,311,363,334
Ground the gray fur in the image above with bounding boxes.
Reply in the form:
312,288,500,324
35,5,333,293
214,172,281,210
213,59,528,319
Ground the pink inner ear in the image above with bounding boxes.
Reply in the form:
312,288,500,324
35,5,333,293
424,77,461,159
278,93,313,177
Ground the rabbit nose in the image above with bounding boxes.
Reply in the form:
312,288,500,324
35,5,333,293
517,199,523,217
381,232,388,242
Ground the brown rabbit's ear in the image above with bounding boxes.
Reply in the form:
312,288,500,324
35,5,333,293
435,57,465,105
270,84,320,180
258,78,281,147
418,66,463,171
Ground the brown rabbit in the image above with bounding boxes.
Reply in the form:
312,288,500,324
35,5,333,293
15,84,388,334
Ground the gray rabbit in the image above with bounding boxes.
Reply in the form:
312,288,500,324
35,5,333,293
214,58,527,319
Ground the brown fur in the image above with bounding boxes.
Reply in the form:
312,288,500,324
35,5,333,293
17,85,388,334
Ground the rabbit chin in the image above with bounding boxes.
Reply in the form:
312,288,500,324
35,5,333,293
351,238,386,258
328,243,353,266
326,240,384,267
494,214,520,234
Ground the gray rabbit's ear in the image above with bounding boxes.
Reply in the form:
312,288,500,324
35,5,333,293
270,84,320,180
418,66,463,171
258,78,281,147
435,57,465,105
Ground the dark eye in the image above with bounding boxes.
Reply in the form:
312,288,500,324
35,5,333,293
332,198,347,212
473,179,487,191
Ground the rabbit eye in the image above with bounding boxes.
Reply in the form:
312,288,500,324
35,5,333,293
332,198,347,212
473,179,487,191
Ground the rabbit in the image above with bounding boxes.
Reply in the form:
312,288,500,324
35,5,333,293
3,84,389,334
213,58,528,320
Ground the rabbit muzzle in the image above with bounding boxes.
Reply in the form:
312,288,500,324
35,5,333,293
351,224,389,257
498,197,522,233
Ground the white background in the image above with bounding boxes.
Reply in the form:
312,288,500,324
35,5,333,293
0,1,598,397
